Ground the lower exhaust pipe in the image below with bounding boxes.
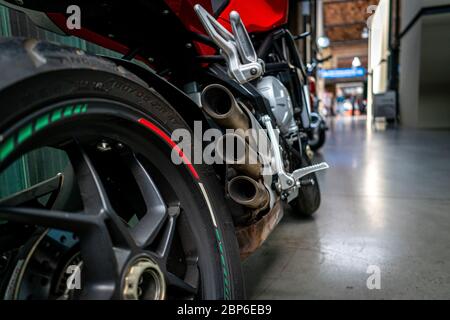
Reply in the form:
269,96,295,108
228,176,269,210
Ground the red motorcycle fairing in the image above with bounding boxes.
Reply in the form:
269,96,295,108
165,0,289,56
217,0,289,33
165,0,289,33
164,0,217,56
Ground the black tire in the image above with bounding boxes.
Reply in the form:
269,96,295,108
290,151,321,217
0,39,244,300
309,128,326,152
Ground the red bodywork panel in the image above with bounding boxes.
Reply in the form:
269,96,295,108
165,0,289,33
164,0,216,56
217,0,289,33
46,0,289,61
165,0,289,55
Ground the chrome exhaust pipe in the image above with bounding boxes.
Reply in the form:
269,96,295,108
228,176,269,210
202,84,269,210
201,84,250,131
216,133,261,179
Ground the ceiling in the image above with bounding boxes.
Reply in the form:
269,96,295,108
323,0,380,45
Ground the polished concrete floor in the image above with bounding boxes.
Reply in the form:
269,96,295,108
243,117,450,300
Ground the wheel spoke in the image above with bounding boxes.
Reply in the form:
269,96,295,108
78,224,120,300
157,205,180,260
124,153,167,248
166,272,198,295
65,142,113,215
104,213,138,250
66,141,137,250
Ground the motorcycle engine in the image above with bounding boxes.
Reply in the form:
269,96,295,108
256,76,298,137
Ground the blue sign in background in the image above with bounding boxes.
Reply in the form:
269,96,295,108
319,67,366,79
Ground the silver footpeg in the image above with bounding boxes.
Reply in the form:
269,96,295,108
292,162,330,181
194,4,264,84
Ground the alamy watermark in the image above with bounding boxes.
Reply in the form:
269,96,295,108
169,122,275,175
366,265,381,290
66,264,82,290
66,5,81,30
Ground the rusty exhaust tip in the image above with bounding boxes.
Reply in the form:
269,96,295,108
228,176,269,210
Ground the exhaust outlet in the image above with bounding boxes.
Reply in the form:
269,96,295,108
228,176,269,210
202,84,269,210
201,84,250,131
216,133,261,179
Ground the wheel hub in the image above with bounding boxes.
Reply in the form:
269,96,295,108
123,258,166,300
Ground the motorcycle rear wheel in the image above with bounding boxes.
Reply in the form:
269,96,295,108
0,43,244,300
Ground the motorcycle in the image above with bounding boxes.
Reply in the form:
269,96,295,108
0,0,328,300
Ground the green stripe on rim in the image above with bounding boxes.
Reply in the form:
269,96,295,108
17,124,33,144
35,115,49,131
0,104,89,166
0,138,15,162
215,229,221,241
74,104,82,114
63,106,74,117
51,109,63,122
214,227,231,300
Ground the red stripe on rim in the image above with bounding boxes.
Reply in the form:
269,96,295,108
138,118,200,181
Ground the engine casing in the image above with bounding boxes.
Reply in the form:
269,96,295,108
256,76,298,136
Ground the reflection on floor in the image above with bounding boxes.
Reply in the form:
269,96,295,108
243,117,450,300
